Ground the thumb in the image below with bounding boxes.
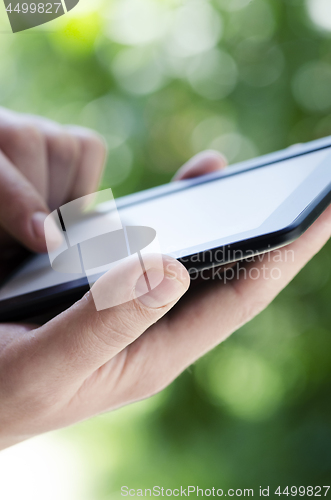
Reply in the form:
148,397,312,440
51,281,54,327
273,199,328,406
33,255,190,381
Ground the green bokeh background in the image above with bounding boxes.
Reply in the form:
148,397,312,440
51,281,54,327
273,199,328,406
1,0,331,497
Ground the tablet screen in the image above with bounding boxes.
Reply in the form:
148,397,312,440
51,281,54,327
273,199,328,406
0,145,330,301
118,147,331,254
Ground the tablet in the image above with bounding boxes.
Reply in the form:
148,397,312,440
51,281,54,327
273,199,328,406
1,135,331,321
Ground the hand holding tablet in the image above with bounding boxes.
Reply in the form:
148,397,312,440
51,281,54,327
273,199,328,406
0,109,331,451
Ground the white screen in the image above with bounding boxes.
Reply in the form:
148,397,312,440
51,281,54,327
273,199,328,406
119,148,330,254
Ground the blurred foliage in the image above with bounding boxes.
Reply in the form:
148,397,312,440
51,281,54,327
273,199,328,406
1,0,331,496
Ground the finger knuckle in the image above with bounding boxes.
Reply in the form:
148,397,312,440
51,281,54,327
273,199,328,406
49,132,80,166
86,300,150,354
0,124,43,152
93,311,140,350
19,124,43,145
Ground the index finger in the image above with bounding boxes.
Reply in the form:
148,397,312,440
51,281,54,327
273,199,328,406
65,125,107,200
21,114,107,204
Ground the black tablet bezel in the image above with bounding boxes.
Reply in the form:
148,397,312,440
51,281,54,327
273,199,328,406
1,135,331,322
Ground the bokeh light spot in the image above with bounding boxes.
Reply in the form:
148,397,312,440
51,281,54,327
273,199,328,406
112,47,166,95
204,346,284,421
210,132,258,163
306,0,331,32
106,0,169,46
191,115,236,153
236,40,284,88
227,0,276,41
80,96,134,145
167,0,223,57
186,48,238,100
292,61,331,113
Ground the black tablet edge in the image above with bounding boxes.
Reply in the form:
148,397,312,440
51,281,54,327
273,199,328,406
1,140,331,322
1,184,330,323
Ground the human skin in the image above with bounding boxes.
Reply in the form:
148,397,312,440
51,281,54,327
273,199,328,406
0,107,330,451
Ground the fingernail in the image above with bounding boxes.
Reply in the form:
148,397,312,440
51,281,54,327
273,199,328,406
136,269,187,309
31,211,63,248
